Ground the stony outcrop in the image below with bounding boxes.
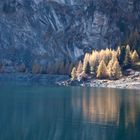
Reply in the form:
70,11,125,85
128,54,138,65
0,0,140,74
57,70,140,90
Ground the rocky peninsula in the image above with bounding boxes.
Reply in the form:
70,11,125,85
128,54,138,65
0,69,140,90
57,70,140,90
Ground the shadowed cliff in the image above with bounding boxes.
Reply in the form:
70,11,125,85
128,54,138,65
0,0,140,74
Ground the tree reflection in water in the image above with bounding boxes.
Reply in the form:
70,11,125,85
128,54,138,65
0,86,140,140
71,87,140,140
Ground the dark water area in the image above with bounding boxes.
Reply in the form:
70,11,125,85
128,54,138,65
0,86,140,140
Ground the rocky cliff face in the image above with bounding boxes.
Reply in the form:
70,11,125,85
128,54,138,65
0,0,140,74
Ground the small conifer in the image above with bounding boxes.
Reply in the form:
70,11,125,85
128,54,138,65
76,61,83,76
123,45,132,69
131,50,139,63
71,67,77,80
97,60,108,79
112,60,122,79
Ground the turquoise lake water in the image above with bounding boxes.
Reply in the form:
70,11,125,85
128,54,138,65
0,86,140,140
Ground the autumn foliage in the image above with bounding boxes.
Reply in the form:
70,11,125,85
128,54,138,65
71,45,139,80
96,60,108,79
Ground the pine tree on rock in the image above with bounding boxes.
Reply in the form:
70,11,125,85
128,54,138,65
97,60,108,79
131,50,139,63
112,60,122,80
71,67,77,80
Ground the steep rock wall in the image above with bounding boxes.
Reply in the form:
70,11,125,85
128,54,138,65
0,0,140,74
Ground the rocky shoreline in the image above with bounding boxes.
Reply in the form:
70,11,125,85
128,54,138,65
0,73,69,86
0,72,140,90
57,71,140,90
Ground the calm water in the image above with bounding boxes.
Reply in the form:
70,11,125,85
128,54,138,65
0,86,140,140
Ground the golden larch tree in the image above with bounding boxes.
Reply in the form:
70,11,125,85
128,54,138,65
71,67,77,80
131,50,139,63
83,53,90,73
107,59,114,79
105,48,112,64
99,49,106,62
117,46,121,58
97,60,108,79
123,45,132,69
112,60,122,80
76,61,83,76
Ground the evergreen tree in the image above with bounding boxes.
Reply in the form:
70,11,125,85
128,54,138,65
117,46,121,58
126,45,131,51
89,51,96,67
107,59,114,79
76,61,83,76
71,67,77,80
90,66,94,75
85,62,90,74
119,46,126,67
123,45,132,69
112,60,122,80
105,48,112,64
70,46,137,81
97,60,108,79
83,53,90,73
107,51,121,79
94,52,100,71
111,51,118,61
131,50,139,63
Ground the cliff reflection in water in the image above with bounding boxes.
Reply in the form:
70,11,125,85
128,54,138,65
0,86,140,140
